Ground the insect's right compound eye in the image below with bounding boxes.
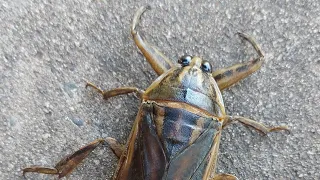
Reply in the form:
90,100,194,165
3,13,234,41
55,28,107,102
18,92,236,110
178,55,192,67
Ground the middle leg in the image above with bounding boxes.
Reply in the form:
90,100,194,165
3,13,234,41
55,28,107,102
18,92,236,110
86,82,144,100
223,115,289,135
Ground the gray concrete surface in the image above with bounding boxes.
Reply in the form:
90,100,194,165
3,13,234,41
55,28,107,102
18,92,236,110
1,0,319,179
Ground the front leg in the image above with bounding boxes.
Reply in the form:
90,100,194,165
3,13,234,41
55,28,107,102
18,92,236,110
213,33,264,91
131,6,174,75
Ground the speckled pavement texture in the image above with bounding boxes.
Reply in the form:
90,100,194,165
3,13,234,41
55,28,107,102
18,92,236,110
1,0,319,179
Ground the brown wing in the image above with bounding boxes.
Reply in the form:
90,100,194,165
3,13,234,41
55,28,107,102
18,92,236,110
113,103,167,180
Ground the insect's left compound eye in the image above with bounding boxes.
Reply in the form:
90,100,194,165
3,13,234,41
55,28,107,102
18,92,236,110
201,61,212,73
178,55,192,67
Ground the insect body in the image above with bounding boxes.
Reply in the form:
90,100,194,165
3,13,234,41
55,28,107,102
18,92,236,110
23,6,288,180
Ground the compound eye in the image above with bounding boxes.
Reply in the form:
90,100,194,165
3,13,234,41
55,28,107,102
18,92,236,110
178,55,192,67
201,61,212,73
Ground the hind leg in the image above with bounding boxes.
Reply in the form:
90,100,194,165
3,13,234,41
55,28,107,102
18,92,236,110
23,138,124,179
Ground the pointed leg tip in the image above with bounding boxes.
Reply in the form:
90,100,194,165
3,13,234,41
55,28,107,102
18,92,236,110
283,128,291,134
137,5,151,16
22,170,27,179
145,5,152,10
266,126,290,135
236,32,249,39
22,167,32,176
236,31,244,35
132,6,151,35
85,81,93,89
